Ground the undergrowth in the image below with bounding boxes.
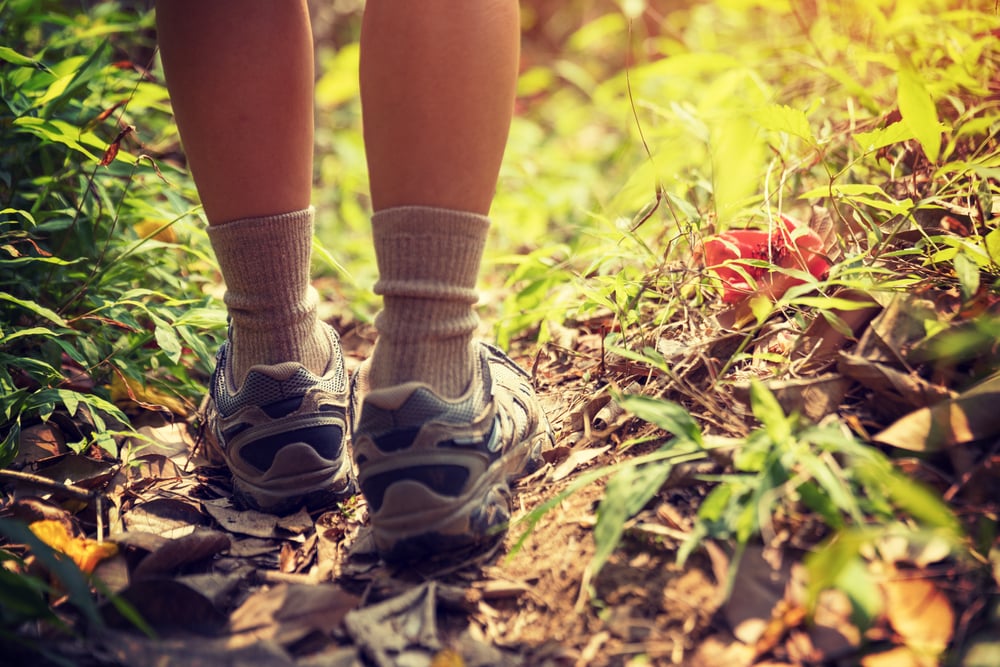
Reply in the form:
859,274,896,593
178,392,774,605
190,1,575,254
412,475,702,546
0,2,224,467
1,0,998,661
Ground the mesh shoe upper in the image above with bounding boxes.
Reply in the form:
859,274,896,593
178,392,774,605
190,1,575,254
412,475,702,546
350,342,552,562
208,324,355,513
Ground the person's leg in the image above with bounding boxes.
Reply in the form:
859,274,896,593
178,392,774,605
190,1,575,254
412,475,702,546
353,0,551,563
156,1,352,512
156,0,327,384
359,0,520,399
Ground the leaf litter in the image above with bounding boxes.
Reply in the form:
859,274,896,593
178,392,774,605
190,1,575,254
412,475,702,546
8,272,1000,665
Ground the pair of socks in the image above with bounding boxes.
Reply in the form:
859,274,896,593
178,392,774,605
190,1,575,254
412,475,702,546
207,206,485,398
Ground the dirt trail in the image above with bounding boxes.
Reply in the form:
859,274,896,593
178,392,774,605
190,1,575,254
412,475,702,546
4,319,732,666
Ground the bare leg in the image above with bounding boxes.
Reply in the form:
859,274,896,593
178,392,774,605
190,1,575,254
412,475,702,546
155,0,314,224
359,0,520,396
156,0,328,383
360,0,519,214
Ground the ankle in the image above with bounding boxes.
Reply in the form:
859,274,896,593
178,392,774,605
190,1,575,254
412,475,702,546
367,337,475,398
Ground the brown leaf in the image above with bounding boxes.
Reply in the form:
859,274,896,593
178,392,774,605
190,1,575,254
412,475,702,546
13,424,66,466
94,630,296,667
131,422,196,461
882,575,954,656
99,125,133,166
732,374,852,424
275,506,314,535
723,544,793,644
793,288,882,372
8,497,76,529
201,500,279,539
874,372,1000,452
102,579,226,634
82,99,126,133
229,582,358,647
31,453,118,490
125,455,182,495
123,498,206,539
132,530,231,580
552,444,610,481
752,599,807,659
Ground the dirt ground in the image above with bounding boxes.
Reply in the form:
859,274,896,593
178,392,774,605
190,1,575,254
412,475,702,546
3,316,744,667
5,299,998,666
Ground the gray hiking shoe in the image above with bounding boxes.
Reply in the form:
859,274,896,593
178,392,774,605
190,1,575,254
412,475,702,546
206,324,355,513
350,342,552,563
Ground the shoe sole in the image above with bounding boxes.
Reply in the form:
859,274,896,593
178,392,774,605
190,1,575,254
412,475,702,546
371,425,550,563
204,399,356,514
230,443,356,514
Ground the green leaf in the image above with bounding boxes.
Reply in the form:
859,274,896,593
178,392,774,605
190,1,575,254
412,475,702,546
1,207,37,226
151,315,182,364
56,389,80,418
0,45,43,68
589,460,673,581
799,182,888,200
0,293,69,328
0,420,19,468
953,252,980,301
753,103,816,144
785,296,879,311
0,326,57,345
985,228,1000,265
698,484,733,523
897,62,941,163
37,40,110,119
618,394,703,446
0,564,57,624
749,380,791,445
853,122,916,154
0,519,103,629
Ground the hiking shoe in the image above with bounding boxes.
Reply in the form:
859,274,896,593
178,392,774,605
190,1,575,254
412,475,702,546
206,324,355,513
350,342,552,563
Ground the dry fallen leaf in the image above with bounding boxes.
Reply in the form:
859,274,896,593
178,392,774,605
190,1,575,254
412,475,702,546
723,544,793,645
874,372,1000,452
881,574,955,658
30,519,118,574
431,648,465,667
132,530,231,580
201,500,279,538
229,582,358,648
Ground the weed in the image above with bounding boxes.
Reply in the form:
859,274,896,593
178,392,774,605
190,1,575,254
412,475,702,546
0,2,224,466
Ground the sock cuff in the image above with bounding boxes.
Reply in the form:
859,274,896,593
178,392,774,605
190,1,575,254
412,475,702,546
210,206,315,233
371,206,490,239
207,206,314,298
372,206,489,299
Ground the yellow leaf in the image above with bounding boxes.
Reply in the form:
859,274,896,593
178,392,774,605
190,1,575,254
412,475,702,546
430,649,464,667
882,575,954,658
30,520,118,574
134,220,177,244
109,373,189,416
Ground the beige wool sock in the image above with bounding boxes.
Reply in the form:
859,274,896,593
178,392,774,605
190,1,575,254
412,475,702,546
207,207,330,387
368,206,487,398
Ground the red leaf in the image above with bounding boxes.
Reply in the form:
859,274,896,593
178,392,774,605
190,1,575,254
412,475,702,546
699,215,830,303
99,125,134,166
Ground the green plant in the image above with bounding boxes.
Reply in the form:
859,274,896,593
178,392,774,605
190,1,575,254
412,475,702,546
0,1,225,465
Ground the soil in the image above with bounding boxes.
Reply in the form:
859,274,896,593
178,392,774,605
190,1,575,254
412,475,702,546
4,300,998,666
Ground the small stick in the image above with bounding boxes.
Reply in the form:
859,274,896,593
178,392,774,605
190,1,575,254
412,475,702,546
0,468,96,502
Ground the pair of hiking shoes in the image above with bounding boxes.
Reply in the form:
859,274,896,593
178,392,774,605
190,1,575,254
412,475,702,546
206,324,551,564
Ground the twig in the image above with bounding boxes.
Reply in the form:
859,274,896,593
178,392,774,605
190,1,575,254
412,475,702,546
0,468,96,502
